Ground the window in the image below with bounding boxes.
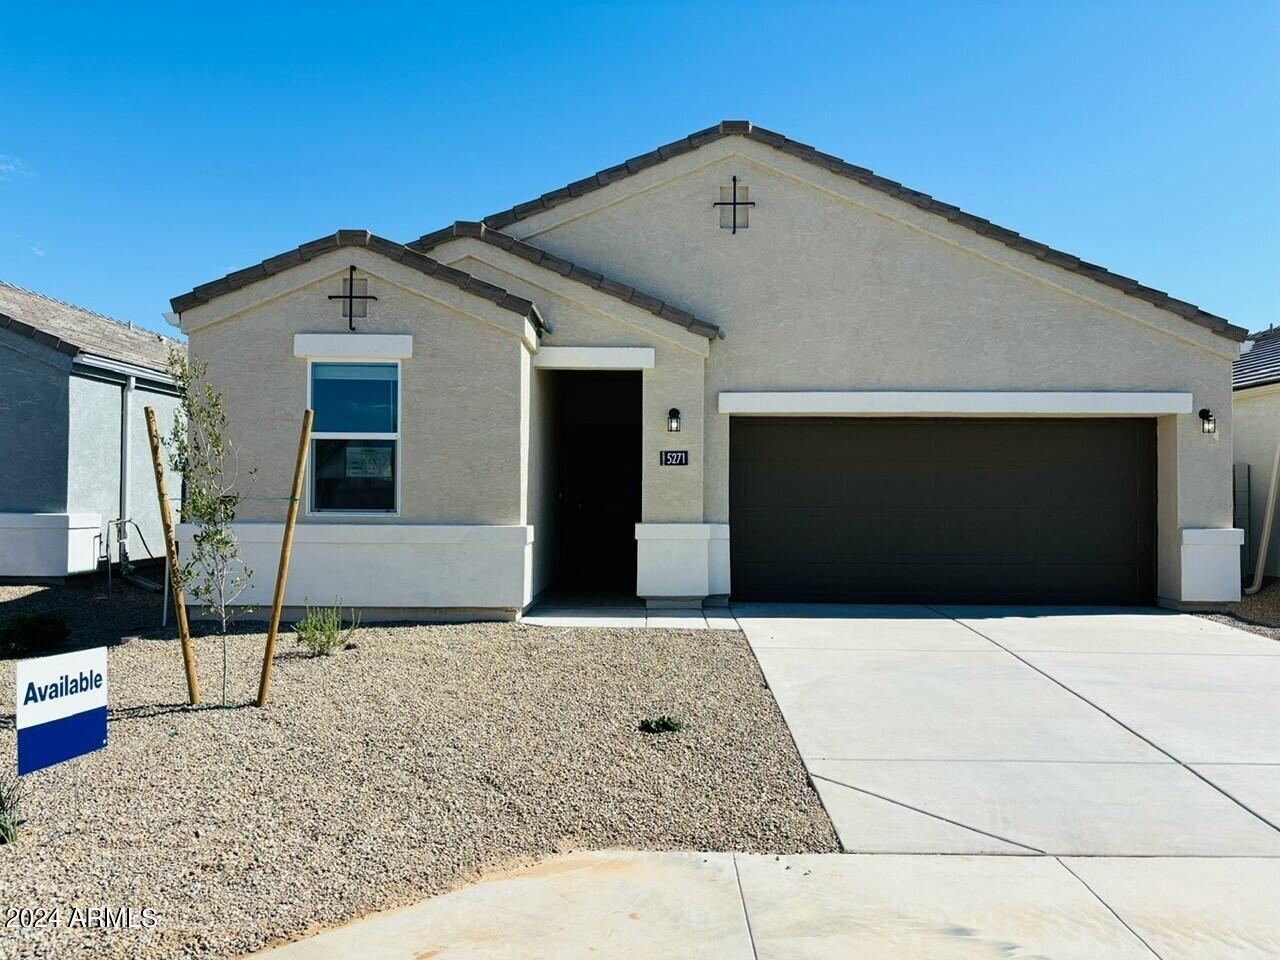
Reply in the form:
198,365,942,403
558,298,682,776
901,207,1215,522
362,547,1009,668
310,362,398,513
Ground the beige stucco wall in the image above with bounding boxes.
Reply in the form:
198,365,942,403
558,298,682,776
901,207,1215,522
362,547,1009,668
183,249,530,526
495,138,1238,601
1234,385,1280,577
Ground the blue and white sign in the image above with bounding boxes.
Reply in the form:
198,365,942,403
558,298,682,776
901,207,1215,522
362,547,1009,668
16,647,108,776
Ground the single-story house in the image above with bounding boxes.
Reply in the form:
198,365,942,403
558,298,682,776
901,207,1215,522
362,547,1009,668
1233,327,1280,579
0,280,182,579
170,120,1246,617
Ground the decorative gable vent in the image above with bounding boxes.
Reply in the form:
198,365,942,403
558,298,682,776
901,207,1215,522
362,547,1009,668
342,277,370,318
714,176,754,233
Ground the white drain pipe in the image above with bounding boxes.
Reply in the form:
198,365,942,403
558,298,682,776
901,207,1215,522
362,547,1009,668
1245,440,1280,595
118,374,135,568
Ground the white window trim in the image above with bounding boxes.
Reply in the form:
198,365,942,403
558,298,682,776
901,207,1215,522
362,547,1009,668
306,358,402,517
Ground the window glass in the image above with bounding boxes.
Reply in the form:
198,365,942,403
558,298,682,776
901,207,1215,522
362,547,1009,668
313,439,396,512
311,363,397,434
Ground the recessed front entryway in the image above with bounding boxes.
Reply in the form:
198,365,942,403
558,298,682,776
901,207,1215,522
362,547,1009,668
536,370,642,596
729,417,1156,604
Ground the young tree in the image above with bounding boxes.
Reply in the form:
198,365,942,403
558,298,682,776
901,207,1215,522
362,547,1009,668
164,350,256,705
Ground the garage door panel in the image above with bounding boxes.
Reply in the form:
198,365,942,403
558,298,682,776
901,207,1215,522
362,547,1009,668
835,514,937,563
730,418,1155,604
930,510,1043,564
736,508,836,563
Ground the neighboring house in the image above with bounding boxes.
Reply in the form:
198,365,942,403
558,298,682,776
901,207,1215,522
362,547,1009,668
1233,327,1280,579
0,281,183,579
170,120,1246,617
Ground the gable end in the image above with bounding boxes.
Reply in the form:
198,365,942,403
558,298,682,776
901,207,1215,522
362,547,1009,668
473,120,1246,343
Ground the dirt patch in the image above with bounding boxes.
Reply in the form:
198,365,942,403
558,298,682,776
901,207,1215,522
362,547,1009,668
1197,577,1280,641
0,578,836,959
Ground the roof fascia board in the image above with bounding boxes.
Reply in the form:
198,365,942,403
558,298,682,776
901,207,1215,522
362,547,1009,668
74,353,177,384
505,139,1240,361
444,242,711,359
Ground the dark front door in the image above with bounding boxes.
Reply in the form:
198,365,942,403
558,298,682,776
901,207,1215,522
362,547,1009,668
555,372,642,592
730,417,1156,604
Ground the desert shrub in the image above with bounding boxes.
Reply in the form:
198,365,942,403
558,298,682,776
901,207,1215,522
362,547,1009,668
638,715,684,734
0,772,23,844
294,600,359,657
0,613,70,659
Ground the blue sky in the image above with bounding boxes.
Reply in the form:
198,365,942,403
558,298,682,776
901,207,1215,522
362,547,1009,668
2,1,1275,336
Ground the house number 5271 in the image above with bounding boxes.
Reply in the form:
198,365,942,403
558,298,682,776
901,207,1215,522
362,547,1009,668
659,450,689,466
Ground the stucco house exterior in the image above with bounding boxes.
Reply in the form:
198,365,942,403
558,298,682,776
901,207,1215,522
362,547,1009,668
1233,328,1280,579
0,281,182,579
171,121,1247,617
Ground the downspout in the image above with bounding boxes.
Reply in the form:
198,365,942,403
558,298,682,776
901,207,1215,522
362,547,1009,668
119,373,134,570
1244,439,1280,595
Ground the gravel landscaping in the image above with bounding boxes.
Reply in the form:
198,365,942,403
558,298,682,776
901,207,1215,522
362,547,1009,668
0,578,837,960
1199,576,1280,641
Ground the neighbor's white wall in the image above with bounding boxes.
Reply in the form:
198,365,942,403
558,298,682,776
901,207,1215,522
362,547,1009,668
0,512,100,577
1234,385,1280,578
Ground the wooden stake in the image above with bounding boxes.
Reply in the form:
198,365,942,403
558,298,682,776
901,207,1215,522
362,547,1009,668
145,405,200,706
257,409,313,707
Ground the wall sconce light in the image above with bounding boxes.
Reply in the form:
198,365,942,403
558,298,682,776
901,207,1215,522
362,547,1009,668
667,408,682,432
1199,408,1216,435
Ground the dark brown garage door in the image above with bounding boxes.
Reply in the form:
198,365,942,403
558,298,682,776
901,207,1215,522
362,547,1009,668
729,418,1155,604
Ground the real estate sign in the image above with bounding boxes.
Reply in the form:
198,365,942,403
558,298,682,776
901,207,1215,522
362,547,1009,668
16,647,108,775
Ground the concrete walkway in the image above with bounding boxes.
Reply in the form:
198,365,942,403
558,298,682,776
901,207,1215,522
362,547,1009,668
253,849,1280,959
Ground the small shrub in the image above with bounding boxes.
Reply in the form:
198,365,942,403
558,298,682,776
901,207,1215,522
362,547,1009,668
0,772,23,844
294,599,359,657
0,613,70,659
638,715,684,735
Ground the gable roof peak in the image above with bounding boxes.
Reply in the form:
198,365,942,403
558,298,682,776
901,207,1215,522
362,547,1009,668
475,121,1245,343
409,221,719,340
171,229,545,333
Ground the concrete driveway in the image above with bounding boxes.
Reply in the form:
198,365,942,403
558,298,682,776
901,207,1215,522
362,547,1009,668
734,603,1280,856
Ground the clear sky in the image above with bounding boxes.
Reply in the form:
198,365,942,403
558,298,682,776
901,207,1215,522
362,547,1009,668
2,1,1276,337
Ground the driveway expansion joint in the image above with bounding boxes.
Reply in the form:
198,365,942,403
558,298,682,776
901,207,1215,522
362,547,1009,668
926,604,1280,838
1055,857,1164,959
811,772,1046,854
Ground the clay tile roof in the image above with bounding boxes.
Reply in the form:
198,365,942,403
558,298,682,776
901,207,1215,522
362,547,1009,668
171,230,545,333
469,120,1246,343
0,280,179,374
408,222,719,340
1234,327,1280,391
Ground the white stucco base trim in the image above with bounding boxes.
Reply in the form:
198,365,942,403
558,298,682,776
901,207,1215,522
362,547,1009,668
717,391,1194,416
532,346,656,369
293,333,414,359
0,513,101,578
1179,527,1245,603
177,522,532,611
635,523,729,600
